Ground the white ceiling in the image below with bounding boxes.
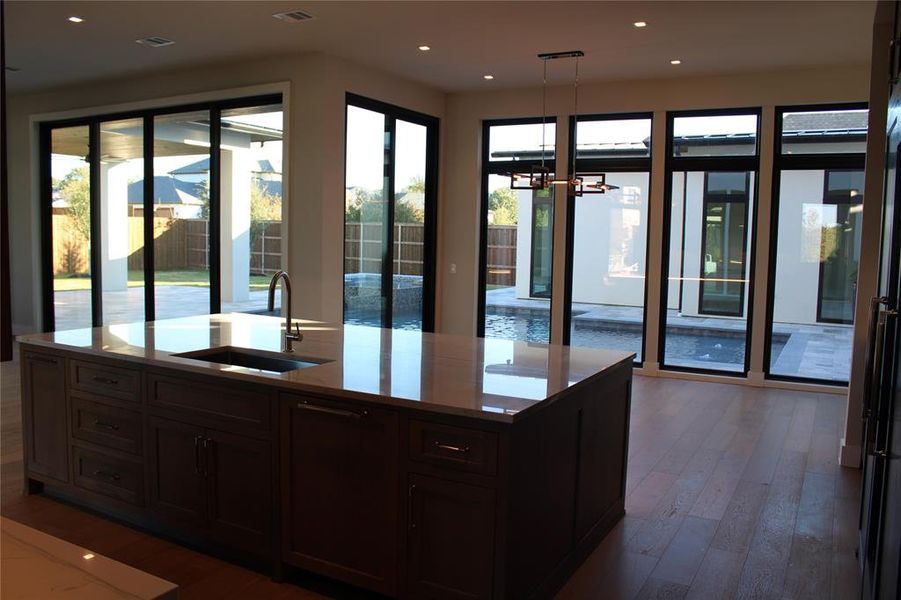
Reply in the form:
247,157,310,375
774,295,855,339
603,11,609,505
4,0,875,95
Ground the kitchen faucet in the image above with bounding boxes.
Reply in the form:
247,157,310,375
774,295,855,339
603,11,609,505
267,271,302,352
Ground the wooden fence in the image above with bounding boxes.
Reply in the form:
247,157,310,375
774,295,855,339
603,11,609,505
52,216,518,285
52,216,282,275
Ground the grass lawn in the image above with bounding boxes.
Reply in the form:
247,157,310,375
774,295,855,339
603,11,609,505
55,270,272,291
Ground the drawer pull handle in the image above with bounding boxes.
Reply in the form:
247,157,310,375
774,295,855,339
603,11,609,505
92,376,119,385
434,442,470,454
296,401,368,420
93,420,120,431
92,470,121,482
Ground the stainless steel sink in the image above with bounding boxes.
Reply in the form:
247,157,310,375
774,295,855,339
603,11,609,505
172,346,328,374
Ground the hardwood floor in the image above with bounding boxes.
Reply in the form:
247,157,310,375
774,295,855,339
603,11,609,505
0,347,861,599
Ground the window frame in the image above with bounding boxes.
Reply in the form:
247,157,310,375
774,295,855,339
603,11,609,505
477,116,557,339
659,107,762,377
764,102,867,384
342,93,440,332
562,112,653,365
39,93,283,331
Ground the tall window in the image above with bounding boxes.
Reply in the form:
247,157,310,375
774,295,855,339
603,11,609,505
767,105,867,383
661,110,760,374
342,94,439,331
41,95,284,331
478,119,556,342
564,114,651,362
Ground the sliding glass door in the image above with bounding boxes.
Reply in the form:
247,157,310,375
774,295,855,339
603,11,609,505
343,94,439,331
564,113,652,361
766,105,867,383
661,110,759,374
478,118,556,342
41,94,284,332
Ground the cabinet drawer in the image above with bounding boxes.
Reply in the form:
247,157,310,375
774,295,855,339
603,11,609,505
71,395,142,455
149,375,270,432
409,420,498,476
73,447,144,505
70,360,140,402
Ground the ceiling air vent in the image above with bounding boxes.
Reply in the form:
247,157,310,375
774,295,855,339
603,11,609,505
272,10,314,22
136,36,175,48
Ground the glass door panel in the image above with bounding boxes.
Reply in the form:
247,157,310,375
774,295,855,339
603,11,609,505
344,105,388,327
219,104,284,314
483,174,553,343
664,170,754,372
51,126,92,331
99,118,145,325
392,119,427,330
152,111,211,320
569,172,649,360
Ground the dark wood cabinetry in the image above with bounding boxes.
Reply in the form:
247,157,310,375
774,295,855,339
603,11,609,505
282,394,399,595
21,341,632,599
407,474,496,600
148,416,208,529
22,352,68,482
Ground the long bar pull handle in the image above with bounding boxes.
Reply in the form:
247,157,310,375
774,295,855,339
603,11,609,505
296,401,368,420
194,435,204,475
92,376,119,385
863,296,889,419
92,470,121,482
871,309,899,459
434,441,470,454
201,437,213,478
409,484,417,529
93,420,120,431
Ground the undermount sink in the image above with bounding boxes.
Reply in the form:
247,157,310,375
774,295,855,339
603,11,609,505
172,346,329,374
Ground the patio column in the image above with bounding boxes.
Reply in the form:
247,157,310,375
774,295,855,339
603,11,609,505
220,147,252,304
100,161,129,291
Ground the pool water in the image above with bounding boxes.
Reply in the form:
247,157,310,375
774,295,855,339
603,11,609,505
345,307,787,370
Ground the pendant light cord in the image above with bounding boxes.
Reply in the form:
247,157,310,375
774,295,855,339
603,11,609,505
572,56,579,181
541,58,548,173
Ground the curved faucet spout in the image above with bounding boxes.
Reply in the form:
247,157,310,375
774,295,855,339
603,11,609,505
267,271,302,352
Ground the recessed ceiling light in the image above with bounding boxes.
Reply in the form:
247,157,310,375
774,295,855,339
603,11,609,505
670,59,682,65
82,553,95,560
483,74,494,80
633,21,647,28
418,45,431,51
68,16,84,23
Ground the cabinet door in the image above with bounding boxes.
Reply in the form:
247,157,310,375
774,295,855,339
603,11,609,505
408,474,496,600
285,396,399,595
147,416,207,529
22,352,68,482
205,428,271,557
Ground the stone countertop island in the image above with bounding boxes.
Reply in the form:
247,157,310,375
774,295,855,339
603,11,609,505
18,313,634,599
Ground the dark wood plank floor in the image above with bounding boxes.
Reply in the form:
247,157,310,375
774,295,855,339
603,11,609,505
0,347,861,599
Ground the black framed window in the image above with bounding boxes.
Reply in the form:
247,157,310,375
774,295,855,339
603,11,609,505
562,113,652,363
342,93,439,332
660,109,760,375
766,104,867,383
40,94,284,332
478,118,556,342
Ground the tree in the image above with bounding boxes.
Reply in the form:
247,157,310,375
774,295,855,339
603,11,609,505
344,186,424,224
488,187,518,225
58,166,91,241
250,181,281,251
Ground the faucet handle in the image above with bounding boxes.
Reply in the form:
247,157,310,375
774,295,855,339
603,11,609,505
291,323,303,342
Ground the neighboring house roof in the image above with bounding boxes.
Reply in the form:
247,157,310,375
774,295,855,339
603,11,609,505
127,176,203,205
168,157,279,175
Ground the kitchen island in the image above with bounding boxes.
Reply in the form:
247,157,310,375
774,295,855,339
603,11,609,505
18,313,633,599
